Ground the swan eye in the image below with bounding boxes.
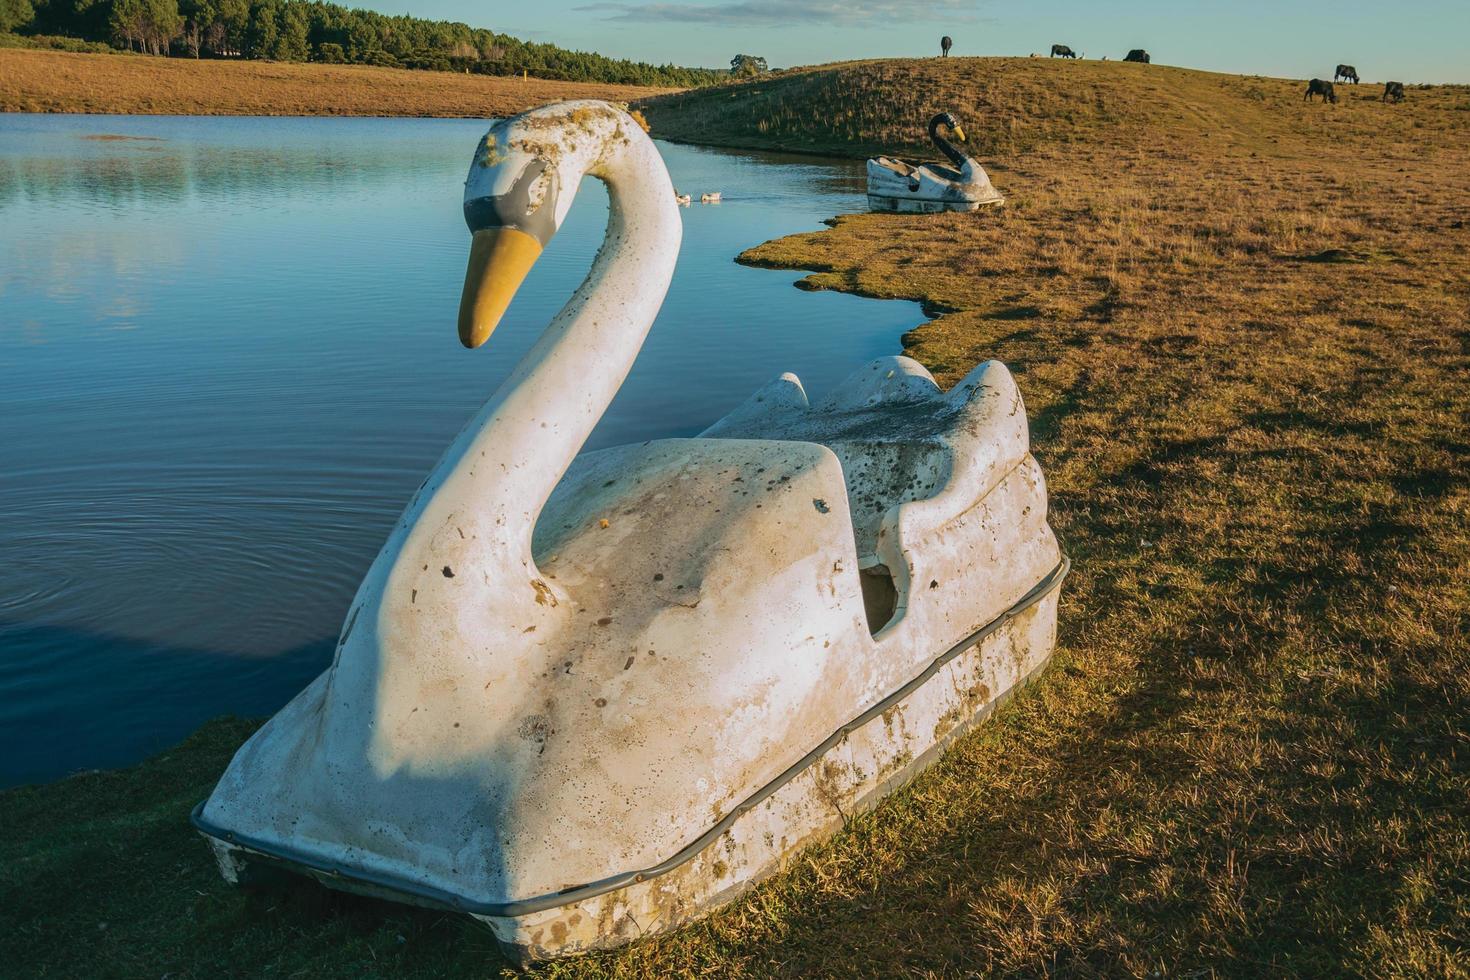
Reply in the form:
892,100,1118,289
464,159,560,248
524,167,556,215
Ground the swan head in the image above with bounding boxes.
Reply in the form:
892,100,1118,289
929,111,967,143
458,100,650,349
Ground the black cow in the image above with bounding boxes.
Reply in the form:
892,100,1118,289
1124,49,1151,64
1304,78,1337,104
941,35,952,57
1382,80,1406,103
1050,44,1077,59
1334,64,1360,84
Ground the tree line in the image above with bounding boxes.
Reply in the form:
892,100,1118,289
2,0,726,86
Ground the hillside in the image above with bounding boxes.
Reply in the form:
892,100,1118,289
639,56,1469,159
5,57,1470,977
0,48,670,116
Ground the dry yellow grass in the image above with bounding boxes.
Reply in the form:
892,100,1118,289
0,48,670,117
680,57,1470,976
3,57,1469,978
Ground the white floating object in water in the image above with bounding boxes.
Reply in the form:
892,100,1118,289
866,111,1004,213
193,100,1063,965
700,191,721,203
674,190,691,206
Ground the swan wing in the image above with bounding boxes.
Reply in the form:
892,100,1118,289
873,359,1030,567
945,360,1031,491
866,156,916,177
915,163,964,185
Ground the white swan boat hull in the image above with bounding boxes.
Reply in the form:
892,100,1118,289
866,157,1004,213
866,192,1001,214
197,561,1062,963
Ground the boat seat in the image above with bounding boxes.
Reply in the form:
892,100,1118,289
700,358,958,564
873,156,917,176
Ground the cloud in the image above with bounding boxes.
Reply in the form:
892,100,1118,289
577,0,982,28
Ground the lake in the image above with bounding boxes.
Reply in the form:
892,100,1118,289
0,114,921,787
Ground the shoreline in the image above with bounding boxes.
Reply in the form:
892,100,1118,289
0,48,670,118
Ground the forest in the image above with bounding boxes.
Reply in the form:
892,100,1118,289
0,0,725,86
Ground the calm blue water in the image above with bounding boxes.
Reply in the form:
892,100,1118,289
0,114,921,787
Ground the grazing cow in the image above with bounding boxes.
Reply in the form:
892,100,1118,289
1050,44,1077,59
1304,78,1337,104
1334,64,1360,84
1124,49,1151,64
1382,80,1405,103
941,35,952,57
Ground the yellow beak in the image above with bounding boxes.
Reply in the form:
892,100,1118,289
457,227,543,349
952,125,967,143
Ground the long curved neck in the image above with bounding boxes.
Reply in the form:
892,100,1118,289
418,136,681,570
928,116,968,170
324,120,681,767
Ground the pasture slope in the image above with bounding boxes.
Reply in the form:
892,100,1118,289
638,55,1462,159
3,57,1469,977
0,47,668,117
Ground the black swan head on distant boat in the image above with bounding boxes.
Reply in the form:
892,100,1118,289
927,111,968,168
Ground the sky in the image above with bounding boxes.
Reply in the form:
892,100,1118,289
375,0,1469,83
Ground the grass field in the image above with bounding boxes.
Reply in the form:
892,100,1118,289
0,48,668,117
3,57,1469,977
640,55,1467,159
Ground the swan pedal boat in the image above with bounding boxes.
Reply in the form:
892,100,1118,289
192,100,1066,964
867,111,1005,213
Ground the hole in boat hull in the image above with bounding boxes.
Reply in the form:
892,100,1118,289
860,564,898,635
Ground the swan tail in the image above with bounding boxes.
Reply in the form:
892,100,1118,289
814,356,940,413
701,372,809,438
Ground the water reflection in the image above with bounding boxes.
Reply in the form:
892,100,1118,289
0,121,464,207
0,114,916,787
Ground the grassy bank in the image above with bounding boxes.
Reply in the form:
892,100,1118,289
639,55,1466,159
0,48,668,116
4,58,1470,977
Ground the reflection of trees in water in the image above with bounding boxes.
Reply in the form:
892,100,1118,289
0,122,479,341
0,125,871,208
0,222,187,336
0,144,464,206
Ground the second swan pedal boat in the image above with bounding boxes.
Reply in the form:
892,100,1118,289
192,100,1065,964
867,110,1005,213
